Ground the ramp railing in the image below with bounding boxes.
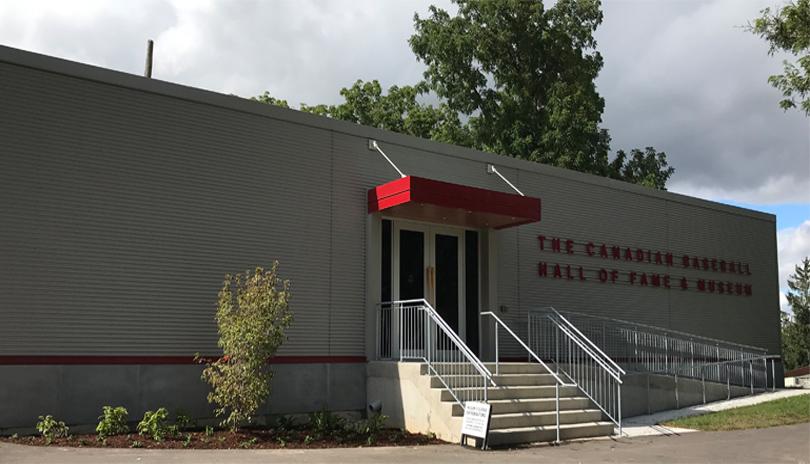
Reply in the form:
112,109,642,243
529,308,776,391
376,299,494,409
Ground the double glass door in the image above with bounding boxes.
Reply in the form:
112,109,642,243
393,221,465,340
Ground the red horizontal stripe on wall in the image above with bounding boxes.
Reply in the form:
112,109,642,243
0,355,367,365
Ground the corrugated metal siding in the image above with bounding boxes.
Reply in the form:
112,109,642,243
0,62,338,355
0,47,781,360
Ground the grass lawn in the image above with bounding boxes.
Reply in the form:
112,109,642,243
663,394,810,431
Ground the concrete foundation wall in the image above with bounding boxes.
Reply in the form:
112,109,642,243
366,362,461,442
0,362,366,434
621,372,755,418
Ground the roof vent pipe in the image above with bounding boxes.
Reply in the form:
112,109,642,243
144,39,154,78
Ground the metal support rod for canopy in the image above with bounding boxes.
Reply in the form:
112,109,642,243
486,164,524,196
369,140,406,178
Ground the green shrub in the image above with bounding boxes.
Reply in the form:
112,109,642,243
200,263,292,431
355,413,388,445
130,440,143,448
137,408,170,441
96,406,129,440
36,415,69,444
204,425,215,437
308,409,346,439
174,410,196,431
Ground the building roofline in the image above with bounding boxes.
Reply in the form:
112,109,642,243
0,44,776,224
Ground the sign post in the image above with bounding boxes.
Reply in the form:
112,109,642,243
460,401,491,450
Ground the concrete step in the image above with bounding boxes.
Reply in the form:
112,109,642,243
440,385,580,402
451,396,594,416
489,409,604,429
483,362,550,375
430,373,558,388
421,362,550,376
487,421,615,446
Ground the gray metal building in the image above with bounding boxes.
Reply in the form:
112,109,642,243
0,45,781,434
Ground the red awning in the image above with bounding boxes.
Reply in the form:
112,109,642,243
367,176,541,229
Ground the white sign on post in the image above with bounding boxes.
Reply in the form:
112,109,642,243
460,401,491,440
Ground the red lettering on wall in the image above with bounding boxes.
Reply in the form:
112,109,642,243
692,256,700,269
565,265,573,280
708,280,716,293
664,275,671,288
551,238,561,253
711,259,717,271
553,264,562,278
729,262,736,273
680,277,688,290
682,255,690,267
651,274,661,287
665,253,674,267
655,251,663,265
636,249,644,262
566,240,574,254
586,242,595,256
640,273,649,286
600,244,608,258
538,235,546,250
624,248,633,261
599,269,608,282
538,262,548,277
578,266,586,281
720,260,727,272
612,246,621,260
701,257,709,270
629,272,637,285
611,270,619,283
697,279,706,291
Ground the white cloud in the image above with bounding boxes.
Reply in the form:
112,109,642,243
778,220,810,313
0,0,807,205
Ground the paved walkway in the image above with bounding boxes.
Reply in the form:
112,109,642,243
1,422,809,464
620,388,810,437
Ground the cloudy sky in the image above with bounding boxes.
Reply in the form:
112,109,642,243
1,0,807,307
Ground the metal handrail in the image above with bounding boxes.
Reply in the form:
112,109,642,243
481,311,576,443
481,312,574,385
552,319,624,382
538,308,626,377
546,308,767,354
376,299,494,410
526,309,624,434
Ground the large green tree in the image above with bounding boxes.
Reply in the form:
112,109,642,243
255,0,674,189
782,257,810,370
749,0,810,116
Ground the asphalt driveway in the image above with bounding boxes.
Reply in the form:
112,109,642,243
1,422,808,464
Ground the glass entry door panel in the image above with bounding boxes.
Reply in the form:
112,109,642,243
398,230,425,301
434,234,459,333
393,222,465,347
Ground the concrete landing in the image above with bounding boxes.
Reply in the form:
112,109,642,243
619,388,810,437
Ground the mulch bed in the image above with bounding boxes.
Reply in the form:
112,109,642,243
0,427,444,449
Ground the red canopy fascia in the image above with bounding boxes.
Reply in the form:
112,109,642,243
367,176,541,229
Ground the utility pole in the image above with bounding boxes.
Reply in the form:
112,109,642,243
144,39,154,78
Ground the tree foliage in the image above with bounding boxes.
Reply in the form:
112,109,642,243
782,257,810,370
749,0,810,116
254,0,674,189
200,263,292,430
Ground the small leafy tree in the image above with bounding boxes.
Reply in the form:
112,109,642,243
200,262,292,431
